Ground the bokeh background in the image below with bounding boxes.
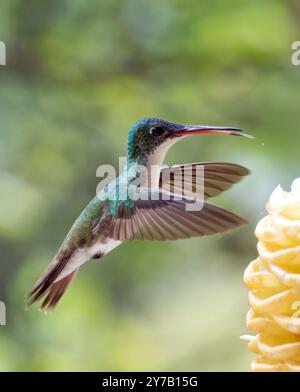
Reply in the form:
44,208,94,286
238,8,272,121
0,0,300,371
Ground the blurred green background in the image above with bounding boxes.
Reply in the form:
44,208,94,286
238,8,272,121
0,0,300,371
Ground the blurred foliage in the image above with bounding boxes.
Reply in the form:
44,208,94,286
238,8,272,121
0,0,299,371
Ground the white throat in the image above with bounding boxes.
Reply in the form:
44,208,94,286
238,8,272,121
144,138,179,188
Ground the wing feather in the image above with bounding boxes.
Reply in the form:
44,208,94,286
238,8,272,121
109,190,247,241
159,162,250,199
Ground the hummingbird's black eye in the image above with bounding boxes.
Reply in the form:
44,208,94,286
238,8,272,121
149,126,167,137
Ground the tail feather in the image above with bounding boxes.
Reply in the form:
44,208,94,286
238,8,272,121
27,252,77,310
39,269,79,311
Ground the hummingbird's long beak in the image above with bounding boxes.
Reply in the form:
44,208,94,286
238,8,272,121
176,125,254,139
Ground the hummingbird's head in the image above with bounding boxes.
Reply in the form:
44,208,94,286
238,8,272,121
127,117,252,166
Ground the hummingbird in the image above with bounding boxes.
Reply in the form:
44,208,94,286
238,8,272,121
28,118,252,310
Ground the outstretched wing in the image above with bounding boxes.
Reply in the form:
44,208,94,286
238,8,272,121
159,162,250,199
108,189,247,241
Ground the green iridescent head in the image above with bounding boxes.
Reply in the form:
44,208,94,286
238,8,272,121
127,118,183,164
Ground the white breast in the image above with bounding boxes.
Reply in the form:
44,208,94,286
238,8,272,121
55,239,122,281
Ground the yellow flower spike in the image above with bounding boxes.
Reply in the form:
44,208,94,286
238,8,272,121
243,178,300,372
